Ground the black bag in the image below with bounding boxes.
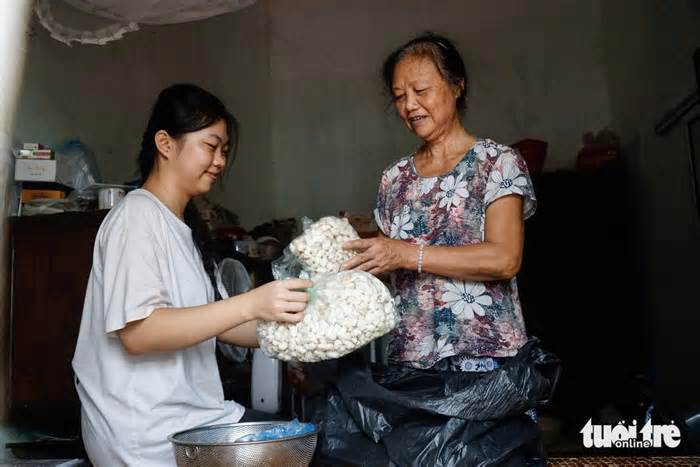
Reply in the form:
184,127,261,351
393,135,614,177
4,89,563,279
311,338,560,467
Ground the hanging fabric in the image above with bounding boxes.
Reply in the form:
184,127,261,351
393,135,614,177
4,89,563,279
34,0,256,46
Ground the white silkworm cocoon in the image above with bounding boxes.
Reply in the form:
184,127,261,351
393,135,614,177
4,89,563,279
288,216,360,274
257,270,398,363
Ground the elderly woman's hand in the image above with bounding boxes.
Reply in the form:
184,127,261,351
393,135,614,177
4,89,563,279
340,234,410,275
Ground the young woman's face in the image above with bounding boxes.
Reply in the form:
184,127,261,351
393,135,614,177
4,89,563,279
172,119,229,196
392,55,461,142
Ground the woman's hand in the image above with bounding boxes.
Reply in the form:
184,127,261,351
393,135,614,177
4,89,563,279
247,278,312,323
117,278,311,355
341,235,410,275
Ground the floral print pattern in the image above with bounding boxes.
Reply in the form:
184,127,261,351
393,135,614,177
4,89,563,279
374,138,537,368
390,206,414,240
485,159,530,203
436,175,470,208
441,281,493,320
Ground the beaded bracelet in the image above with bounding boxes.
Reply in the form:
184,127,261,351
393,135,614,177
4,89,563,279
417,243,425,274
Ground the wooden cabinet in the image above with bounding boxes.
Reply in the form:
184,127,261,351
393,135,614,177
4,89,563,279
10,210,107,436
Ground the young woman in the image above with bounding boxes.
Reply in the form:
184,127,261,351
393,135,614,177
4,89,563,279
72,83,311,466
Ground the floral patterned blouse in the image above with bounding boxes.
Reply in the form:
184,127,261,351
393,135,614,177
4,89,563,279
374,138,537,369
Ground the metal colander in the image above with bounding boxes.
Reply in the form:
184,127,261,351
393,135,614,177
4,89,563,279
168,421,318,467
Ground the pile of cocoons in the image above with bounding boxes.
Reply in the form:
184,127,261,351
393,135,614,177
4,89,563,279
258,216,398,362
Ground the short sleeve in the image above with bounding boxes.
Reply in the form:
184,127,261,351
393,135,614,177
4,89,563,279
373,170,392,236
101,201,174,334
484,149,537,220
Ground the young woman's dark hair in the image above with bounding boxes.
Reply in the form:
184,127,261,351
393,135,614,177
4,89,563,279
382,32,469,116
137,83,238,180
137,83,239,298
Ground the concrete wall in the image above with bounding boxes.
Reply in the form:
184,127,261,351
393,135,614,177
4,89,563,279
268,0,612,219
16,0,612,225
15,1,274,228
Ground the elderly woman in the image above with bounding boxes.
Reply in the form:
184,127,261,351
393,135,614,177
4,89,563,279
342,33,536,372
315,34,557,466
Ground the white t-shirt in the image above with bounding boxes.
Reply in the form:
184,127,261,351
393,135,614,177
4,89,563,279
72,189,244,467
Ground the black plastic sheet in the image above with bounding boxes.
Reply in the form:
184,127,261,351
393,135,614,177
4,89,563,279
311,338,559,467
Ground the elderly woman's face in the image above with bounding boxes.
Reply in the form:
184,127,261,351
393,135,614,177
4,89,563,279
392,56,460,141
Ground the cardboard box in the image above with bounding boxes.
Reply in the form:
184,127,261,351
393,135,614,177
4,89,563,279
21,189,65,202
14,159,57,182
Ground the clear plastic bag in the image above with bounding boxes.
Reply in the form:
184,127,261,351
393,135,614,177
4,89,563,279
271,246,306,281
234,419,316,442
257,271,397,363
262,216,397,363
271,216,358,280
55,140,101,191
271,217,311,280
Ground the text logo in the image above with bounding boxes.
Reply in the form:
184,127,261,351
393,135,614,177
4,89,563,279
580,419,681,449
